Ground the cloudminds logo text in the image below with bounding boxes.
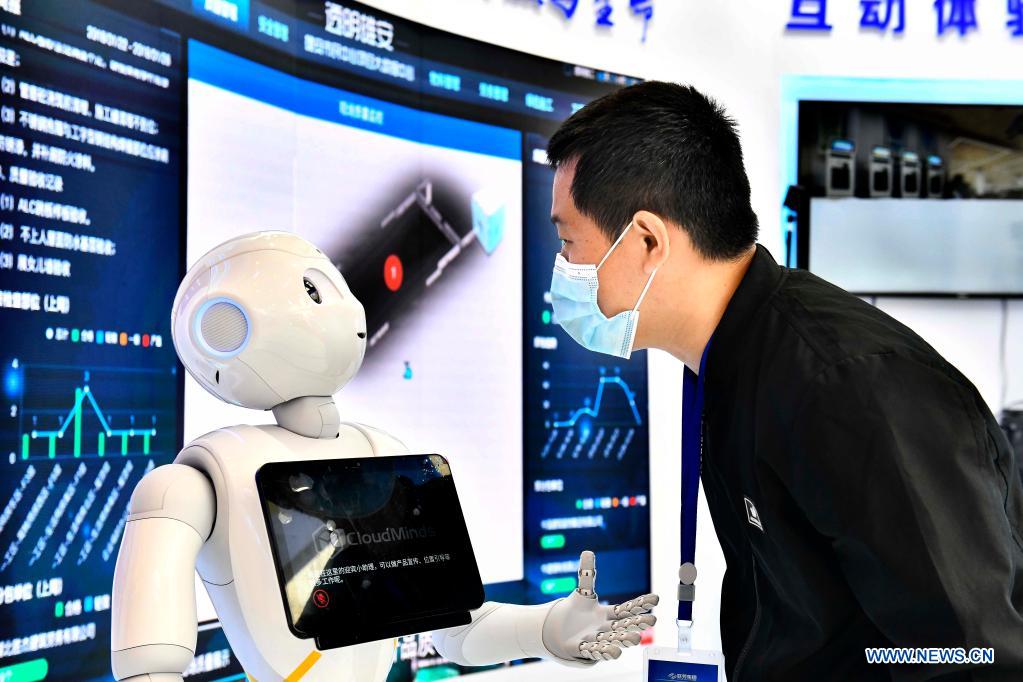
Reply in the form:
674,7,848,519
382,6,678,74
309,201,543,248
336,525,437,549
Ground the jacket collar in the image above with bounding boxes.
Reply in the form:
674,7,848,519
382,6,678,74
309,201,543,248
704,243,786,391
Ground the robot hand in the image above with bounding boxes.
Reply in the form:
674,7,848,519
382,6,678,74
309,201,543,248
542,550,659,665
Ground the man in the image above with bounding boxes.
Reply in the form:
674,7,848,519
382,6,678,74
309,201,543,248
546,81,1023,680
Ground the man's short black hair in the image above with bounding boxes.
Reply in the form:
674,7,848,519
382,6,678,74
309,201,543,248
547,81,758,260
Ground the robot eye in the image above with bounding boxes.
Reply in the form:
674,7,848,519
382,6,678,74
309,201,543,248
303,277,322,304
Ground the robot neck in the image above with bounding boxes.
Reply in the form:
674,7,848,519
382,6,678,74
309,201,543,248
271,396,341,439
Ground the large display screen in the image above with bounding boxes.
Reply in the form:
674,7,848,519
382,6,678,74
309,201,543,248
795,99,1023,296
0,1,650,680
0,1,188,680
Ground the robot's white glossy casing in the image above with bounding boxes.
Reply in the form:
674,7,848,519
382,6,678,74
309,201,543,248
179,422,407,681
171,231,367,410
111,231,628,682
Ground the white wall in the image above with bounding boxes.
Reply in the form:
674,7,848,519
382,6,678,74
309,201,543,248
358,1,1023,678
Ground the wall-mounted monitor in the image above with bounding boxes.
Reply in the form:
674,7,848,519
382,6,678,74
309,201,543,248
0,0,648,680
783,77,1023,298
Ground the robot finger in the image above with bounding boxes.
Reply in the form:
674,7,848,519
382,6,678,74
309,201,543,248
576,550,597,598
579,640,623,661
620,632,643,648
592,630,643,647
609,614,657,632
610,593,659,618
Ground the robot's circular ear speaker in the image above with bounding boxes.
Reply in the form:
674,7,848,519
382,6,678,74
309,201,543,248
197,299,249,355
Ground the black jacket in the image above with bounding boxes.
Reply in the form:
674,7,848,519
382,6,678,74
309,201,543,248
700,244,1023,681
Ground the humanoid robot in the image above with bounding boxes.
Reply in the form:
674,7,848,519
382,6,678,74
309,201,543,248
110,231,658,681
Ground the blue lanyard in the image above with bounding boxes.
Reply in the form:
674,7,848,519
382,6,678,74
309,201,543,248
678,341,710,621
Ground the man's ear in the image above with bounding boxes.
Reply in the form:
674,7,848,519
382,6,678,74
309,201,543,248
631,210,671,275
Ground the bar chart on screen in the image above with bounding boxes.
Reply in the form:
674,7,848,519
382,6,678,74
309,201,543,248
5,361,177,464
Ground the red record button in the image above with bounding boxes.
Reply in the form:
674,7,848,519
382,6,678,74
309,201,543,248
313,589,330,608
384,254,403,292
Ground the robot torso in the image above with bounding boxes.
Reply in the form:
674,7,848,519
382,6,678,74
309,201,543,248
175,422,408,682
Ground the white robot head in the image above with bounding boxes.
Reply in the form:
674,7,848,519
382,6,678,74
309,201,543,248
171,231,367,410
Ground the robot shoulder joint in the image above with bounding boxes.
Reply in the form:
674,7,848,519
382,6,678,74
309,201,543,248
128,463,216,540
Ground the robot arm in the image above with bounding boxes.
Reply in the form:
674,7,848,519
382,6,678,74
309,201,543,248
110,464,216,681
432,551,658,668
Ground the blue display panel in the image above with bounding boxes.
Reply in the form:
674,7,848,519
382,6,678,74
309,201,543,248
0,0,186,680
1,0,645,680
519,132,650,603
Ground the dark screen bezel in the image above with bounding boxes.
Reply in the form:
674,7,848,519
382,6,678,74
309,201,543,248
254,454,485,644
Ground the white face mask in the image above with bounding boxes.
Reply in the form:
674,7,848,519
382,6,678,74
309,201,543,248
549,222,658,359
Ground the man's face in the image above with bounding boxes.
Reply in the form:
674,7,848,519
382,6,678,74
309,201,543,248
551,162,646,319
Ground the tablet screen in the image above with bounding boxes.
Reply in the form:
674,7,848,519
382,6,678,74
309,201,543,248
256,454,485,647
